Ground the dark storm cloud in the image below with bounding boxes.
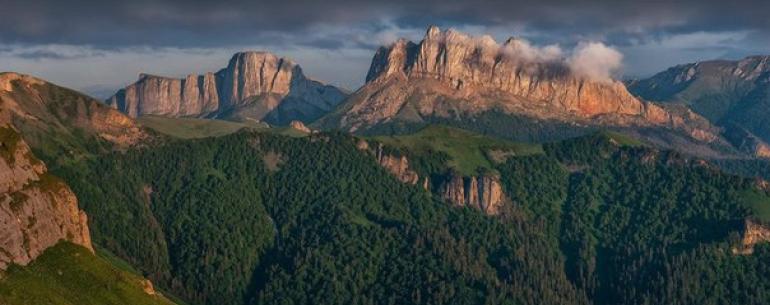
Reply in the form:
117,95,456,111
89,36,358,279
14,49,106,60
1,0,769,48
3,0,769,94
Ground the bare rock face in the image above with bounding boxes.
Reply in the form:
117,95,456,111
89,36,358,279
220,52,295,107
366,140,504,215
734,219,770,255
368,27,647,118
440,173,504,215
325,26,717,144
374,144,420,185
0,126,92,270
111,73,220,118
108,52,348,125
289,120,312,133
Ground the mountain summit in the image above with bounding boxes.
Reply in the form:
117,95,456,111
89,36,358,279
319,26,716,149
108,51,348,125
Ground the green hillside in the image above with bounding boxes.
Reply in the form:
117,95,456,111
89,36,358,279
50,128,770,305
137,116,268,139
372,125,542,175
137,116,311,139
0,242,177,305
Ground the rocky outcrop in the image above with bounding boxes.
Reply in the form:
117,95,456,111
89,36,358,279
364,140,505,215
289,120,312,133
108,52,348,125
734,219,770,255
0,126,92,270
374,144,420,185
440,173,504,215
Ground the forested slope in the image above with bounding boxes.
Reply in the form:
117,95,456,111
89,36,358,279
53,128,770,305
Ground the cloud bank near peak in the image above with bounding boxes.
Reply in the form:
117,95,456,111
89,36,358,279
567,42,624,82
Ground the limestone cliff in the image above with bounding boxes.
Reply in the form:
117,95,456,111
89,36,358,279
0,126,92,270
322,26,718,146
108,52,348,125
440,173,504,215
365,28,648,118
373,143,420,185
111,73,220,118
363,140,504,215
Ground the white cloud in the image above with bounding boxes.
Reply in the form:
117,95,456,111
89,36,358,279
566,42,624,82
501,39,563,63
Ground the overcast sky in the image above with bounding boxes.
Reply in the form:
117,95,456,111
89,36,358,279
1,0,769,98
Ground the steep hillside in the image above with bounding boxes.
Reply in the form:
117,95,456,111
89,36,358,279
0,242,178,305
108,52,348,125
628,55,770,157
0,72,146,166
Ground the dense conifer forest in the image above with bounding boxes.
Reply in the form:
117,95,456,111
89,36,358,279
52,129,770,305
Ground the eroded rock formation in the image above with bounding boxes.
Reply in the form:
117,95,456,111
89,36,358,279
440,173,504,215
374,144,420,185
289,120,312,133
108,52,348,125
734,219,770,255
365,141,504,215
0,127,92,270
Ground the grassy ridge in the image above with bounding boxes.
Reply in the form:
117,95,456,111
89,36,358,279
138,116,310,139
0,242,177,305
740,189,770,223
372,124,542,175
137,116,267,139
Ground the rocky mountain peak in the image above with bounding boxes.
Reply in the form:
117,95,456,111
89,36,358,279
0,72,45,93
108,51,347,125
330,26,710,136
220,51,300,108
425,25,441,39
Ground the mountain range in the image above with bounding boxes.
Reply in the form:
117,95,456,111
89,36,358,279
4,25,770,305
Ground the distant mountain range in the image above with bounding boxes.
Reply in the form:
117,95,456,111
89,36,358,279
628,56,770,157
99,27,770,160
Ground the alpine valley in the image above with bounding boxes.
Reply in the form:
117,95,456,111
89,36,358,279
3,24,770,305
